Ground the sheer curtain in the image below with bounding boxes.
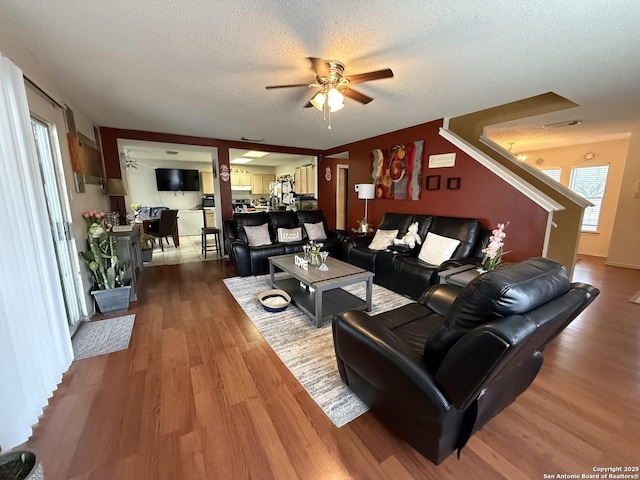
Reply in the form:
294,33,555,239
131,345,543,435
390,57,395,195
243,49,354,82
0,55,74,449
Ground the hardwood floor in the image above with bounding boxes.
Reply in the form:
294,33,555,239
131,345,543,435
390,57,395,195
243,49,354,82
23,256,640,479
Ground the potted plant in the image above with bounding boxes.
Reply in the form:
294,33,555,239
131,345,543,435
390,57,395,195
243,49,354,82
140,232,155,263
351,218,373,234
0,449,44,479
79,210,131,314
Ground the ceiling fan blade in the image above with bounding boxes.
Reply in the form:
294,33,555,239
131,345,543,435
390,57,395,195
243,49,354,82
308,57,329,77
343,87,373,104
265,83,313,89
347,68,394,84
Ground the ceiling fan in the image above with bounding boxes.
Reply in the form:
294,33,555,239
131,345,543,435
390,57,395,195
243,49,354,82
265,57,393,128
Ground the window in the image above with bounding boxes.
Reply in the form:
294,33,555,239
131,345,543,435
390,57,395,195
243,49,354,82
541,168,561,182
568,165,609,232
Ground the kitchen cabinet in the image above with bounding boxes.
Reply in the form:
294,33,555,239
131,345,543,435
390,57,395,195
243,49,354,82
304,165,315,195
200,171,214,194
230,172,251,186
295,165,315,195
263,173,275,192
203,208,215,228
251,173,276,194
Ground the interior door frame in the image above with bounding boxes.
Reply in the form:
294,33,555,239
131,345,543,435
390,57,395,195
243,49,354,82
336,164,349,230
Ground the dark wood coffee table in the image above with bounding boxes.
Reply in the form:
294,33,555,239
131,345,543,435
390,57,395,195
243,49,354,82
268,253,374,328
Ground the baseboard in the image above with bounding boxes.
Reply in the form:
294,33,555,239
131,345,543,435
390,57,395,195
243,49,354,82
604,260,640,270
577,251,607,258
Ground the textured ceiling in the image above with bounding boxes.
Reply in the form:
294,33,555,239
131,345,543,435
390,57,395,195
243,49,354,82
1,0,640,154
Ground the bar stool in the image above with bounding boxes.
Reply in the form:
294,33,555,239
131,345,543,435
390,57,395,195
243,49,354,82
202,208,221,258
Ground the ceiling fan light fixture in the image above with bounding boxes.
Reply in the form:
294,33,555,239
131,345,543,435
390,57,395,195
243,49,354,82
327,88,344,111
310,91,326,111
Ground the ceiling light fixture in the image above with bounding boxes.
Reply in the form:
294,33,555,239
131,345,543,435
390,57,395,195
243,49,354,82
309,61,348,130
542,120,582,129
310,85,345,130
243,150,269,158
230,158,253,164
507,142,527,161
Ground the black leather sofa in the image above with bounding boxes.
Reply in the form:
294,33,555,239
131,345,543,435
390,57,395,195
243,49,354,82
333,257,600,464
343,212,483,299
223,210,347,276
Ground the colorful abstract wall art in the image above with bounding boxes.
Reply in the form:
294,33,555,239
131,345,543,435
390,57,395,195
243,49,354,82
370,141,424,200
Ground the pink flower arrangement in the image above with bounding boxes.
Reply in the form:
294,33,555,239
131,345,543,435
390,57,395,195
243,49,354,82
481,222,509,272
82,210,104,225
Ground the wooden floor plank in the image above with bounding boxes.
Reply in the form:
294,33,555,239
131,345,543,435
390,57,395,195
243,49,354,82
18,256,640,479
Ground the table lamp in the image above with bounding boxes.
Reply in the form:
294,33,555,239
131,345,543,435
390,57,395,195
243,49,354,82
356,183,375,227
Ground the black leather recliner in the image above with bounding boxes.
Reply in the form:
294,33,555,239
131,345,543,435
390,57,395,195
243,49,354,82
223,209,347,276
343,212,483,299
375,215,483,299
333,257,599,465
343,213,415,272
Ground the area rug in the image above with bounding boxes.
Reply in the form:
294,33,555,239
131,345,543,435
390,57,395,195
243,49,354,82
630,291,640,304
72,314,136,360
223,274,413,427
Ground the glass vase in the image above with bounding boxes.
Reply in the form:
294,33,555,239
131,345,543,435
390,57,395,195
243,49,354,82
310,252,321,267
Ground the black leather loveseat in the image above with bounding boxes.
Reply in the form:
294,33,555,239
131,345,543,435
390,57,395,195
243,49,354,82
343,212,483,299
223,210,347,276
333,257,599,464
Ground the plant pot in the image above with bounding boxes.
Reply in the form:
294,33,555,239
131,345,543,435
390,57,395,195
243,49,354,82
141,249,153,263
0,449,44,479
91,285,131,314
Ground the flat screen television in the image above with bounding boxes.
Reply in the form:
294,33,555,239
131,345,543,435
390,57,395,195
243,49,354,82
155,168,200,191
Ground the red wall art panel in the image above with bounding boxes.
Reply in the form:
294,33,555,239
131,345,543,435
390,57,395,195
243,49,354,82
370,141,424,200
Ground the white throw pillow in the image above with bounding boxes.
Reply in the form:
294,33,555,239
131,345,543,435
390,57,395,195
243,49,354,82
277,227,302,243
304,221,327,241
368,229,399,251
244,223,272,247
418,232,461,265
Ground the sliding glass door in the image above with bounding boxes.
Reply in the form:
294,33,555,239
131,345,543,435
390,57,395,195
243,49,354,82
31,117,84,331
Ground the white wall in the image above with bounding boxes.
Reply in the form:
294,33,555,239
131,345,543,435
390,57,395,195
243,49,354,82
522,138,630,258
607,130,640,268
125,159,210,211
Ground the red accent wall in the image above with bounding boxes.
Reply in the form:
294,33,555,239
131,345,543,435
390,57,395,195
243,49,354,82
317,158,344,229
320,120,548,261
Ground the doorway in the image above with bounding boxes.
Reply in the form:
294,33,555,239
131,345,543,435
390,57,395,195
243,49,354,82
336,165,349,230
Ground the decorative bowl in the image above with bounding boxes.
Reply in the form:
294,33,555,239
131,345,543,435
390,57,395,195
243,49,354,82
257,289,291,313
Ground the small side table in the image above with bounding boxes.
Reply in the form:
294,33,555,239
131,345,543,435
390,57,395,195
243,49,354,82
438,264,480,287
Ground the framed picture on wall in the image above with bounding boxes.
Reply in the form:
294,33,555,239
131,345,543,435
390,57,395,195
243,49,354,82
425,175,441,190
447,177,461,190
